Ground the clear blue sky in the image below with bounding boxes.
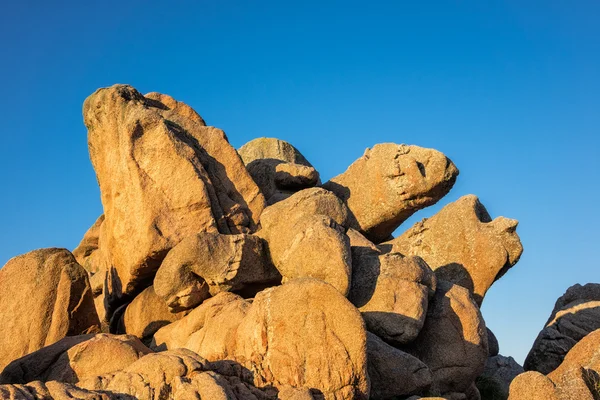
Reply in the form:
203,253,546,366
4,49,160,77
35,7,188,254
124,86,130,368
1,1,598,364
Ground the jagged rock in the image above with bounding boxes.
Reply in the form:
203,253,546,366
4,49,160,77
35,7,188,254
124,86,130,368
77,349,272,400
260,214,352,296
0,334,151,385
0,248,100,371
150,292,250,360
404,281,488,396
323,143,458,243
122,286,187,342
153,232,280,312
349,252,436,344
477,355,524,399
524,283,600,374
382,195,522,304
0,381,119,400
238,137,314,167
83,84,265,312
234,278,370,399
367,332,432,399
73,215,104,273
487,328,500,357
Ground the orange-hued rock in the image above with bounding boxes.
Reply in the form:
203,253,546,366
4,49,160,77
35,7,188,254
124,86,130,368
77,349,272,400
383,195,522,304
150,292,250,361
0,381,115,400
507,371,559,400
72,215,104,273
239,137,320,205
153,232,280,312
122,286,187,342
0,249,100,371
234,278,370,399
404,281,488,396
349,252,436,345
524,283,600,374
83,84,265,310
323,143,458,243
0,334,151,385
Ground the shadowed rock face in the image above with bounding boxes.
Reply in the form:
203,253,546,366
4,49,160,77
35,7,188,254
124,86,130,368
403,281,488,396
524,283,600,375
323,143,459,243
83,84,265,312
383,195,523,305
0,248,100,372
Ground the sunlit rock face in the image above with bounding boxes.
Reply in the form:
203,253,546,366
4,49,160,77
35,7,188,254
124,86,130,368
323,143,459,243
83,84,265,312
382,194,523,305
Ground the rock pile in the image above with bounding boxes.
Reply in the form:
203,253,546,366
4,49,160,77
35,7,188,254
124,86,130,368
6,82,581,400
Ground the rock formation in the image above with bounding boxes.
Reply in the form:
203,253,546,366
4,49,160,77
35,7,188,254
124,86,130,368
524,283,600,374
0,83,548,400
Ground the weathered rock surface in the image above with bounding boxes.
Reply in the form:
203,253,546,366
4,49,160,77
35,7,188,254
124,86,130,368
154,232,280,312
0,334,151,385
404,281,488,396
150,292,250,361
84,84,265,311
238,137,314,167
73,215,104,273
122,286,187,342
234,278,370,399
382,195,522,304
524,283,600,374
0,381,119,400
349,251,436,344
507,371,559,400
0,248,100,371
323,143,459,243
78,349,273,400
477,355,524,399
487,328,500,357
367,332,432,399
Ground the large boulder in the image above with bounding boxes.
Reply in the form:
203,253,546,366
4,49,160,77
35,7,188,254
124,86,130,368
257,189,352,295
155,279,370,399
154,232,280,312
150,292,251,361
122,286,187,342
0,334,151,385
0,248,100,371
382,195,522,304
234,278,370,399
524,283,600,374
238,137,314,167
367,332,432,399
507,371,559,400
323,143,458,243
403,281,488,396
349,251,436,345
83,84,265,311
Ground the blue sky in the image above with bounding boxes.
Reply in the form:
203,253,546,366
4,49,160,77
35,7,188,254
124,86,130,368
1,1,598,363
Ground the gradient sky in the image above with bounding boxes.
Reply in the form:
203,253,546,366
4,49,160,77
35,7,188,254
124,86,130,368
1,1,598,364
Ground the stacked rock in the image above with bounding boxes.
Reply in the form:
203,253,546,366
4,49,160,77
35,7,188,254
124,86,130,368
0,84,530,400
